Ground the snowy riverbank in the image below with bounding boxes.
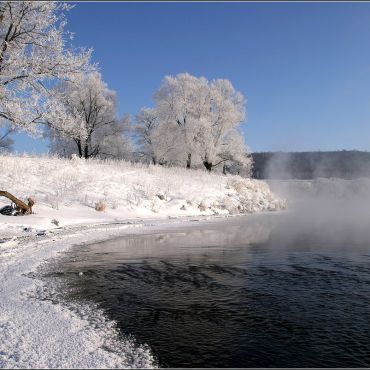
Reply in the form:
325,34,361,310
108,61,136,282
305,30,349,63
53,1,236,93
0,154,285,239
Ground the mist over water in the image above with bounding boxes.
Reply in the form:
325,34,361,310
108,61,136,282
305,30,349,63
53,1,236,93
43,180,370,367
269,177,370,245
265,152,370,231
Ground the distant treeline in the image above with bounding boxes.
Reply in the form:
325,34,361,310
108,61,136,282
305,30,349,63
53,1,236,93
251,151,370,179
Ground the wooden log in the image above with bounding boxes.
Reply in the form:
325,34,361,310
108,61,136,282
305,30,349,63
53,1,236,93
0,190,32,214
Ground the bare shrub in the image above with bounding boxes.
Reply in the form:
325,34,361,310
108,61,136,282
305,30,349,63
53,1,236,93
51,218,60,226
95,201,107,212
198,201,207,212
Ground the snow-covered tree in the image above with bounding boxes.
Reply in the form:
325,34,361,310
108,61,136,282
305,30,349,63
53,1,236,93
134,107,158,164
193,78,248,172
0,124,13,152
134,107,182,165
0,1,92,133
153,73,210,168
137,73,251,173
47,71,132,159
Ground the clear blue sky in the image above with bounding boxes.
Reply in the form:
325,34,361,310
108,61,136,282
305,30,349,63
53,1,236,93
11,1,370,153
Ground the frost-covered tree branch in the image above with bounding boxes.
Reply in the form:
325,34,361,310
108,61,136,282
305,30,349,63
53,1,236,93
0,1,93,133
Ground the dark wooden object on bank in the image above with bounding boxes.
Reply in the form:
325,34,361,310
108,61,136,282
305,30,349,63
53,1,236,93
0,191,34,215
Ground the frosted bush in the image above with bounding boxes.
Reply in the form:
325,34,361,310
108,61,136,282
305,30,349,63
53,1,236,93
151,197,162,213
221,195,239,214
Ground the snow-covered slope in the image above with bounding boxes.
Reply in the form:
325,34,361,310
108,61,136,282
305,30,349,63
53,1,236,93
0,154,285,237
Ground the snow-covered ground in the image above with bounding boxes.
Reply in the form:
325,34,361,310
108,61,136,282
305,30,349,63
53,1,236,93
0,154,286,368
0,154,285,238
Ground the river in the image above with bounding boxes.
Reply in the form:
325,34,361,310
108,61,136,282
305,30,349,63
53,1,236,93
39,211,370,367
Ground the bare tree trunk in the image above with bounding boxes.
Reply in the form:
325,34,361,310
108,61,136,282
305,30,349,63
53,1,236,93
84,143,89,159
84,134,94,159
76,139,89,159
223,164,227,175
203,161,213,172
76,139,83,158
0,191,33,214
186,153,192,169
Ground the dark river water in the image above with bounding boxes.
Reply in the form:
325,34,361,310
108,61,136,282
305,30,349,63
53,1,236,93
45,213,370,367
